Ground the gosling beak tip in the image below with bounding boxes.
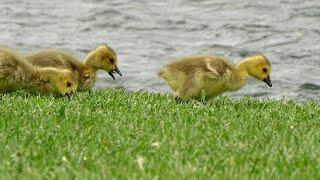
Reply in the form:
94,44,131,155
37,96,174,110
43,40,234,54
114,66,122,76
263,77,272,87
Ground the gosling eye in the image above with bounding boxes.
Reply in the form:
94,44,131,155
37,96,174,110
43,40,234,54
262,68,268,73
66,82,72,87
109,58,114,64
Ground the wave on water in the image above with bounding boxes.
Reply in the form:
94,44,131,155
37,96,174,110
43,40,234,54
299,83,320,90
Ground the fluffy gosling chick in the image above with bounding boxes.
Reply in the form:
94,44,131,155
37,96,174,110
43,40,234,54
158,54,272,100
0,48,78,96
25,43,122,91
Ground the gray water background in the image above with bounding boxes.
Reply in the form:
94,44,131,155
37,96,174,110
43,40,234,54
1,0,320,101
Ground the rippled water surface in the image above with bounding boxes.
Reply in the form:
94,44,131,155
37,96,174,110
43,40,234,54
1,0,320,101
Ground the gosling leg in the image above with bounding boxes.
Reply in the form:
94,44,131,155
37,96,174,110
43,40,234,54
175,77,202,101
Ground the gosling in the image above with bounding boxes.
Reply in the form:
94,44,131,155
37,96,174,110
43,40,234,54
25,43,122,91
158,54,272,100
0,48,78,97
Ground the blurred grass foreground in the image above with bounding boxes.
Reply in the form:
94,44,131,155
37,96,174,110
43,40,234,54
0,89,320,179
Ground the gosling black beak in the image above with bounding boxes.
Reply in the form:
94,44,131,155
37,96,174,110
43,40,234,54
263,76,272,87
108,71,115,80
65,93,71,99
114,66,122,76
108,66,122,80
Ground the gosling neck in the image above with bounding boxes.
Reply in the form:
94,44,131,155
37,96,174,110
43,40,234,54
234,58,251,87
83,50,99,72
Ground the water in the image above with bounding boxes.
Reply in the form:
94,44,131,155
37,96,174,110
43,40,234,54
1,0,320,101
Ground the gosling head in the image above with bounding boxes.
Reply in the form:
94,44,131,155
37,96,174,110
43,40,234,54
50,69,78,97
91,43,122,80
246,54,272,87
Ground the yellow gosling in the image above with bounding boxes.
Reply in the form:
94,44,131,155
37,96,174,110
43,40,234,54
25,43,122,91
158,54,272,100
0,48,78,97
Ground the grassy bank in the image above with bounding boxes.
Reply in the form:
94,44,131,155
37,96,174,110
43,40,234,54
0,89,320,179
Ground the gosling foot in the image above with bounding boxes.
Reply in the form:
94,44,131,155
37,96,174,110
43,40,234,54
174,96,190,103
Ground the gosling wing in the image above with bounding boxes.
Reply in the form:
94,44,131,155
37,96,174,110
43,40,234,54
204,57,233,79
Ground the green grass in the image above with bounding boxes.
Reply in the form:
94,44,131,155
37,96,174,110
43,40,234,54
0,89,320,179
